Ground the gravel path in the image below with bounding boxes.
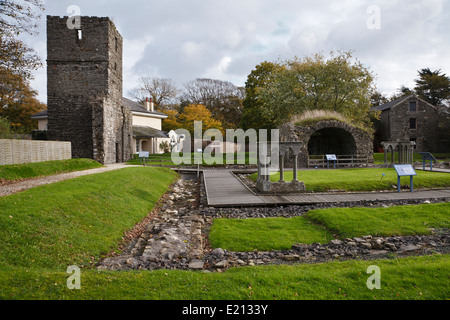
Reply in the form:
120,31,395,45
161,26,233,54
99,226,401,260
0,163,140,198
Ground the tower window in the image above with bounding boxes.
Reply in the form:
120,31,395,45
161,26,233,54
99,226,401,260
77,29,82,41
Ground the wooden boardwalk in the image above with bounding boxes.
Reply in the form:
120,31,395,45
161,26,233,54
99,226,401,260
203,170,450,207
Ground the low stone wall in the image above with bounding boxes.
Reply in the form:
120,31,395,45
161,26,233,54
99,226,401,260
0,139,71,165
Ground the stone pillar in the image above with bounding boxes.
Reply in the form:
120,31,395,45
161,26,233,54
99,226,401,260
279,155,285,182
293,155,298,182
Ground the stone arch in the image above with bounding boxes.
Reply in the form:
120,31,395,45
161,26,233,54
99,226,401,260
280,120,374,167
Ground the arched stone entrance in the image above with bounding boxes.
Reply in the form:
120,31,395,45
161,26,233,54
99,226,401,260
280,120,374,167
308,127,357,155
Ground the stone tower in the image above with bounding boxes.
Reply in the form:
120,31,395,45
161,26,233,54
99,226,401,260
47,16,132,164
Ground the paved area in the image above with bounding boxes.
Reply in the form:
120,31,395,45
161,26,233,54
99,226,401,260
0,163,138,197
203,169,450,207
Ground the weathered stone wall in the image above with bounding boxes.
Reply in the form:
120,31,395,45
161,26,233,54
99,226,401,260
280,120,374,167
47,16,132,164
384,96,440,153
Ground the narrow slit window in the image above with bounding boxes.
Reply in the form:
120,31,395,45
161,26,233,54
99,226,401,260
77,29,82,40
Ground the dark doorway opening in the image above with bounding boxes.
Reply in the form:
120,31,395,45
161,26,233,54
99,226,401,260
308,128,357,155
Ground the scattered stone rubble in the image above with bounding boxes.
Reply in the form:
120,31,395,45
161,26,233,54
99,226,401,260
97,177,449,272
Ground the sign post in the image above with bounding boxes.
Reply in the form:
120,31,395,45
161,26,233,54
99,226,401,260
139,151,150,167
326,154,337,169
393,165,417,193
419,152,437,171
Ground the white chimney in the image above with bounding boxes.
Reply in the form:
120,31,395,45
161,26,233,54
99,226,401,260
145,97,154,112
144,97,150,111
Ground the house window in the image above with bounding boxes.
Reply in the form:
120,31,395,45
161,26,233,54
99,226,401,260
410,118,417,129
409,101,417,112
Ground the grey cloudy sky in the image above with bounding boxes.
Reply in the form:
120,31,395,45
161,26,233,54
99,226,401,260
23,0,450,103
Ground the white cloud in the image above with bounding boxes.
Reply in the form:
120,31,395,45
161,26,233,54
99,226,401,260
22,0,450,102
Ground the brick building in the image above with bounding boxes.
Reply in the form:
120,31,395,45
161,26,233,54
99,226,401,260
46,16,132,164
372,95,449,153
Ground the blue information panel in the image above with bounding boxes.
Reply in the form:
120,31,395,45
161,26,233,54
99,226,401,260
393,165,417,193
394,165,417,177
139,151,150,158
326,154,337,161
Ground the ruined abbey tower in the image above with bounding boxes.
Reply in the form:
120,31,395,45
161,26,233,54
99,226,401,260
47,16,132,164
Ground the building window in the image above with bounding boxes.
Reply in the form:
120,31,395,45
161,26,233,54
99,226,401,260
410,118,417,129
409,101,417,112
136,140,140,152
410,138,417,149
77,29,82,41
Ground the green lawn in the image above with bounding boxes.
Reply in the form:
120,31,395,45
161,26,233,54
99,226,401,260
373,153,450,164
0,159,103,181
128,152,257,166
250,168,450,192
306,202,450,239
1,255,448,300
209,217,333,251
0,167,178,270
209,203,450,252
1,165,449,300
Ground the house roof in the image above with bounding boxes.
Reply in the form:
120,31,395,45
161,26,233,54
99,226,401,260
30,98,168,119
31,110,49,119
133,126,169,139
371,95,412,112
122,97,168,118
371,94,438,112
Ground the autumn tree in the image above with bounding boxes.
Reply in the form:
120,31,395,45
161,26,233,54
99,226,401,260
162,109,182,132
181,78,244,129
0,0,44,80
0,68,46,133
178,104,223,137
129,76,178,109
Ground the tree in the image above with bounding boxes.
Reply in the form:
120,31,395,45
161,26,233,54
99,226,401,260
257,51,375,128
414,68,450,106
129,76,178,108
0,67,46,133
241,61,280,130
0,0,44,80
0,116,12,138
178,104,223,136
162,109,182,132
182,78,244,129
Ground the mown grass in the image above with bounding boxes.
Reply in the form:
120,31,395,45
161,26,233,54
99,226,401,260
306,202,450,239
250,168,450,192
209,203,450,251
373,153,450,164
1,255,448,300
209,217,333,251
0,159,103,181
127,152,257,166
0,167,178,270
1,165,448,300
